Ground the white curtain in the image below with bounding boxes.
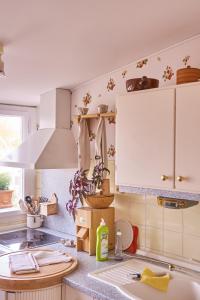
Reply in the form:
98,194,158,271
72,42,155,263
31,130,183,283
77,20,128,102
95,117,108,173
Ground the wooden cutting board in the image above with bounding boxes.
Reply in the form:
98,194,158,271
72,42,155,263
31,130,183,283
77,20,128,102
0,249,78,291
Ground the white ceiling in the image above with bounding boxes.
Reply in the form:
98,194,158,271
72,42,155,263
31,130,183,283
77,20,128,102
0,0,200,105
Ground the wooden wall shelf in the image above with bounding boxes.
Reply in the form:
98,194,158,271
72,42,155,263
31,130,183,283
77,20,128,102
74,112,116,123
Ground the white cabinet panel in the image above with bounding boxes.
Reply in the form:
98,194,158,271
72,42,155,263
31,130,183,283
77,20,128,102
0,291,6,300
63,285,93,300
116,88,175,189
6,284,62,300
176,84,200,192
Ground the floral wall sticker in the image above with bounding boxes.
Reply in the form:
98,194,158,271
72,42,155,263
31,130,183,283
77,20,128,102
82,92,92,107
107,145,116,157
122,70,127,78
108,111,116,124
107,78,116,91
89,131,96,142
70,120,74,128
162,66,174,81
182,55,190,67
136,58,148,68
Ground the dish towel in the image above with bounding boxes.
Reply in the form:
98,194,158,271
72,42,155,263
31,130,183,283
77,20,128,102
95,117,108,169
9,252,39,274
33,251,72,266
78,118,90,170
140,268,171,292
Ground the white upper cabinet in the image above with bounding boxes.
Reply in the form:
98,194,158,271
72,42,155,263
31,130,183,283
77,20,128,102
116,88,175,189
175,84,200,192
116,82,200,194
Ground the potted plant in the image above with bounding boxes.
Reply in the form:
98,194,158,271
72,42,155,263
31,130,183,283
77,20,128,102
0,172,13,208
66,169,89,220
66,162,111,219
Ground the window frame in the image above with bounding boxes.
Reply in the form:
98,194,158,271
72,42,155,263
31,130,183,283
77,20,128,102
0,104,37,217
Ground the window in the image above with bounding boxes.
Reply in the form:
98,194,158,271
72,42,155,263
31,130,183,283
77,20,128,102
0,105,36,210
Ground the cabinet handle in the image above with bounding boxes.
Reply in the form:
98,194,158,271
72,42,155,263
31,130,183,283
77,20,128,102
177,176,183,182
161,175,168,181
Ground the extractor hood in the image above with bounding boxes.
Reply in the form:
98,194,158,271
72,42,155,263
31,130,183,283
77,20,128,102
0,89,78,169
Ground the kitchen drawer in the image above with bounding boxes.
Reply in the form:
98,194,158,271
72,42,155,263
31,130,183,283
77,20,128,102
75,208,91,228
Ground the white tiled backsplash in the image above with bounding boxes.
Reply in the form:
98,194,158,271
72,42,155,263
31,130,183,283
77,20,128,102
111,159,200,261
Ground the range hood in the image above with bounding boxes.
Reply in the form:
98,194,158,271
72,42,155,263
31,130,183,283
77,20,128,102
0,89,78,169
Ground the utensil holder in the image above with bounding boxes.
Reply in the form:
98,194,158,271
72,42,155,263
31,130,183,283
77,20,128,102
27,214,43,229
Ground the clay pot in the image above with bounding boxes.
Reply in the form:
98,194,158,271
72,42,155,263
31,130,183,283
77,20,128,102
0,190,13,208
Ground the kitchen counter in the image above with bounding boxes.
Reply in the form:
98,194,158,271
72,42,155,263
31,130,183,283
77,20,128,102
46,238,130,300
0,227,130,300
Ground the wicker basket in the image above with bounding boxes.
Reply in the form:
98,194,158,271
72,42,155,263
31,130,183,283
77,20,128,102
126,76,159,92
85,193,114,209
176,66,200,84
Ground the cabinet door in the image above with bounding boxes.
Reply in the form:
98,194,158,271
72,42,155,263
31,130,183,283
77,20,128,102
116,88,175,189
176,83,200,192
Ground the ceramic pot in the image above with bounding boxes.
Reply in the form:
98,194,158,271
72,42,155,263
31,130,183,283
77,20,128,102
78,107,89,115
97,104,108,114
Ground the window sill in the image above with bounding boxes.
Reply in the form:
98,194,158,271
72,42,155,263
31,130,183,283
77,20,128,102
0,207,24,217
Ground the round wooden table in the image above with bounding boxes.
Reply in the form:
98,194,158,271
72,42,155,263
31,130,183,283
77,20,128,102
0,249,78,291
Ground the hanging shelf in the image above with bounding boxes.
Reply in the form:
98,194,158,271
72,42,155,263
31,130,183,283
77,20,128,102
74,111,116,123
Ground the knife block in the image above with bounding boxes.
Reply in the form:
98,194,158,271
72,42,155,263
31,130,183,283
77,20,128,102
75,207,115,256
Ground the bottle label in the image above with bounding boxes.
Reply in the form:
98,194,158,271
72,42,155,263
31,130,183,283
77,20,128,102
101,232,108,258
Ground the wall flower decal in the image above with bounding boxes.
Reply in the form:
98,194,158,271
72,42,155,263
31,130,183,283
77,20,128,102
107,145,116,157
108,111,116,124
162,66,174,81
136,58,148,68
82,92,92,107
107,78,116,91
89,131,96,142
182,55,190,67
122,70,127,78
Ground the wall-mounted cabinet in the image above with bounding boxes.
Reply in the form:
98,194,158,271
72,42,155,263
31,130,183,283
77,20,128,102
116,82,200,194
176,84,200,192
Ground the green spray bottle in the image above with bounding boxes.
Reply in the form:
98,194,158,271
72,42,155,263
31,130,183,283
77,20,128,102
96,218,109,261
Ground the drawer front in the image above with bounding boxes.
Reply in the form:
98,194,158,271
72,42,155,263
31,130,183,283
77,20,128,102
75,209,91,228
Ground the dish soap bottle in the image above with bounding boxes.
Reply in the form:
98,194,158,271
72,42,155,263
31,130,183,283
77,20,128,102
96,218,109,261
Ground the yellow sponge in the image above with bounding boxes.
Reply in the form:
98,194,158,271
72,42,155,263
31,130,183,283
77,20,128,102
140,268,171,292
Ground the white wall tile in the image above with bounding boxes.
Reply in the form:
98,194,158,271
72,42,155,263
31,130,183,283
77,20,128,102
183,203,200,237
146,227,163,252
164,208,182,232
183,234,200,261
164,230,182,256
